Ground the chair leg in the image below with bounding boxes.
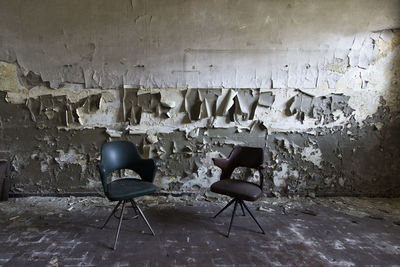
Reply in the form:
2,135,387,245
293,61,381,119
227,200,238,237
241,200,265,234
130,201,139,219
131,199,155,236
113,200,126,250
213,198,236,218
101,200,122,229
239,201,246,216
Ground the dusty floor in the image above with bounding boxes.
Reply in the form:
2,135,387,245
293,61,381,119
0,196,400,266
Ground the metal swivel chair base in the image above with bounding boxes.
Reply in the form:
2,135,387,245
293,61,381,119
101,199,155,250
213,198,265,237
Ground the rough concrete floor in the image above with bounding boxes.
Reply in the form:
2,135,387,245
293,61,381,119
1,196,400,266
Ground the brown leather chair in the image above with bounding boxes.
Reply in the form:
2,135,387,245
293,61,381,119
211,146,265,237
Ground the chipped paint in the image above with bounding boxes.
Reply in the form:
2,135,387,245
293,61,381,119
300,145,323,169
272,163,299,189
55,149,87,173
0,1,399,197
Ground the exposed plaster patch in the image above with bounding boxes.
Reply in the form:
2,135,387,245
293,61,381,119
146,131,158,144
180,151,222,191
160,91,176,108
0,62,112,105
55,149,87,173
105,129,123,138
40,156,52,173
11,155,23,174
286,90,354,124
273,163,299,188
0,62,26,99
85,177,101,190
300,145,323,168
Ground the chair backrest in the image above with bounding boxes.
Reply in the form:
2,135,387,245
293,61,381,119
98,141,158,194
218,146,265,188
100,141,142,175
229,146,264,169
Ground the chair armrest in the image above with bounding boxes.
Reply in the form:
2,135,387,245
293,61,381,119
212,158,229,169
137,159,158,183
258,164,267,189
97,164,108,193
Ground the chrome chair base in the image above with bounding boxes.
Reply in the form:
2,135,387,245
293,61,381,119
101,199,155,250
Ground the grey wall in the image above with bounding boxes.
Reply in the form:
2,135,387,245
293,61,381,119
1,0,399,88
0,0,399,197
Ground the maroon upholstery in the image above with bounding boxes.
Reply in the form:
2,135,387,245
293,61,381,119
211,146,265,201
211,180,262,201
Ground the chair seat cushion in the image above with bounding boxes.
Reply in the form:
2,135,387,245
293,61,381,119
106,178,157,201
211,180,262,201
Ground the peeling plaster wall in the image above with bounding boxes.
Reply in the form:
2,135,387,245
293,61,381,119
0,0,400,197
1,0,400,88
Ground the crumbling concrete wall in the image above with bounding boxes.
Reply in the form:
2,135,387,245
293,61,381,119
0,0,399,197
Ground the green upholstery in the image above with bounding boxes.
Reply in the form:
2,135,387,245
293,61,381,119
107,179,157,201
97,141,158,250
98,141,158,201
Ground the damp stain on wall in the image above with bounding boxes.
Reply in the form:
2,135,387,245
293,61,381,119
0,1,400,197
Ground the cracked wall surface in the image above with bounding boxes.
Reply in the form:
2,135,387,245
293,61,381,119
0,0,400,197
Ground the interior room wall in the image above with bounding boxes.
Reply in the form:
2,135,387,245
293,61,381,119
0,0,399,197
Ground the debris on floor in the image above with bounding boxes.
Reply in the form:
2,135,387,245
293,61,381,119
0,196,400,266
